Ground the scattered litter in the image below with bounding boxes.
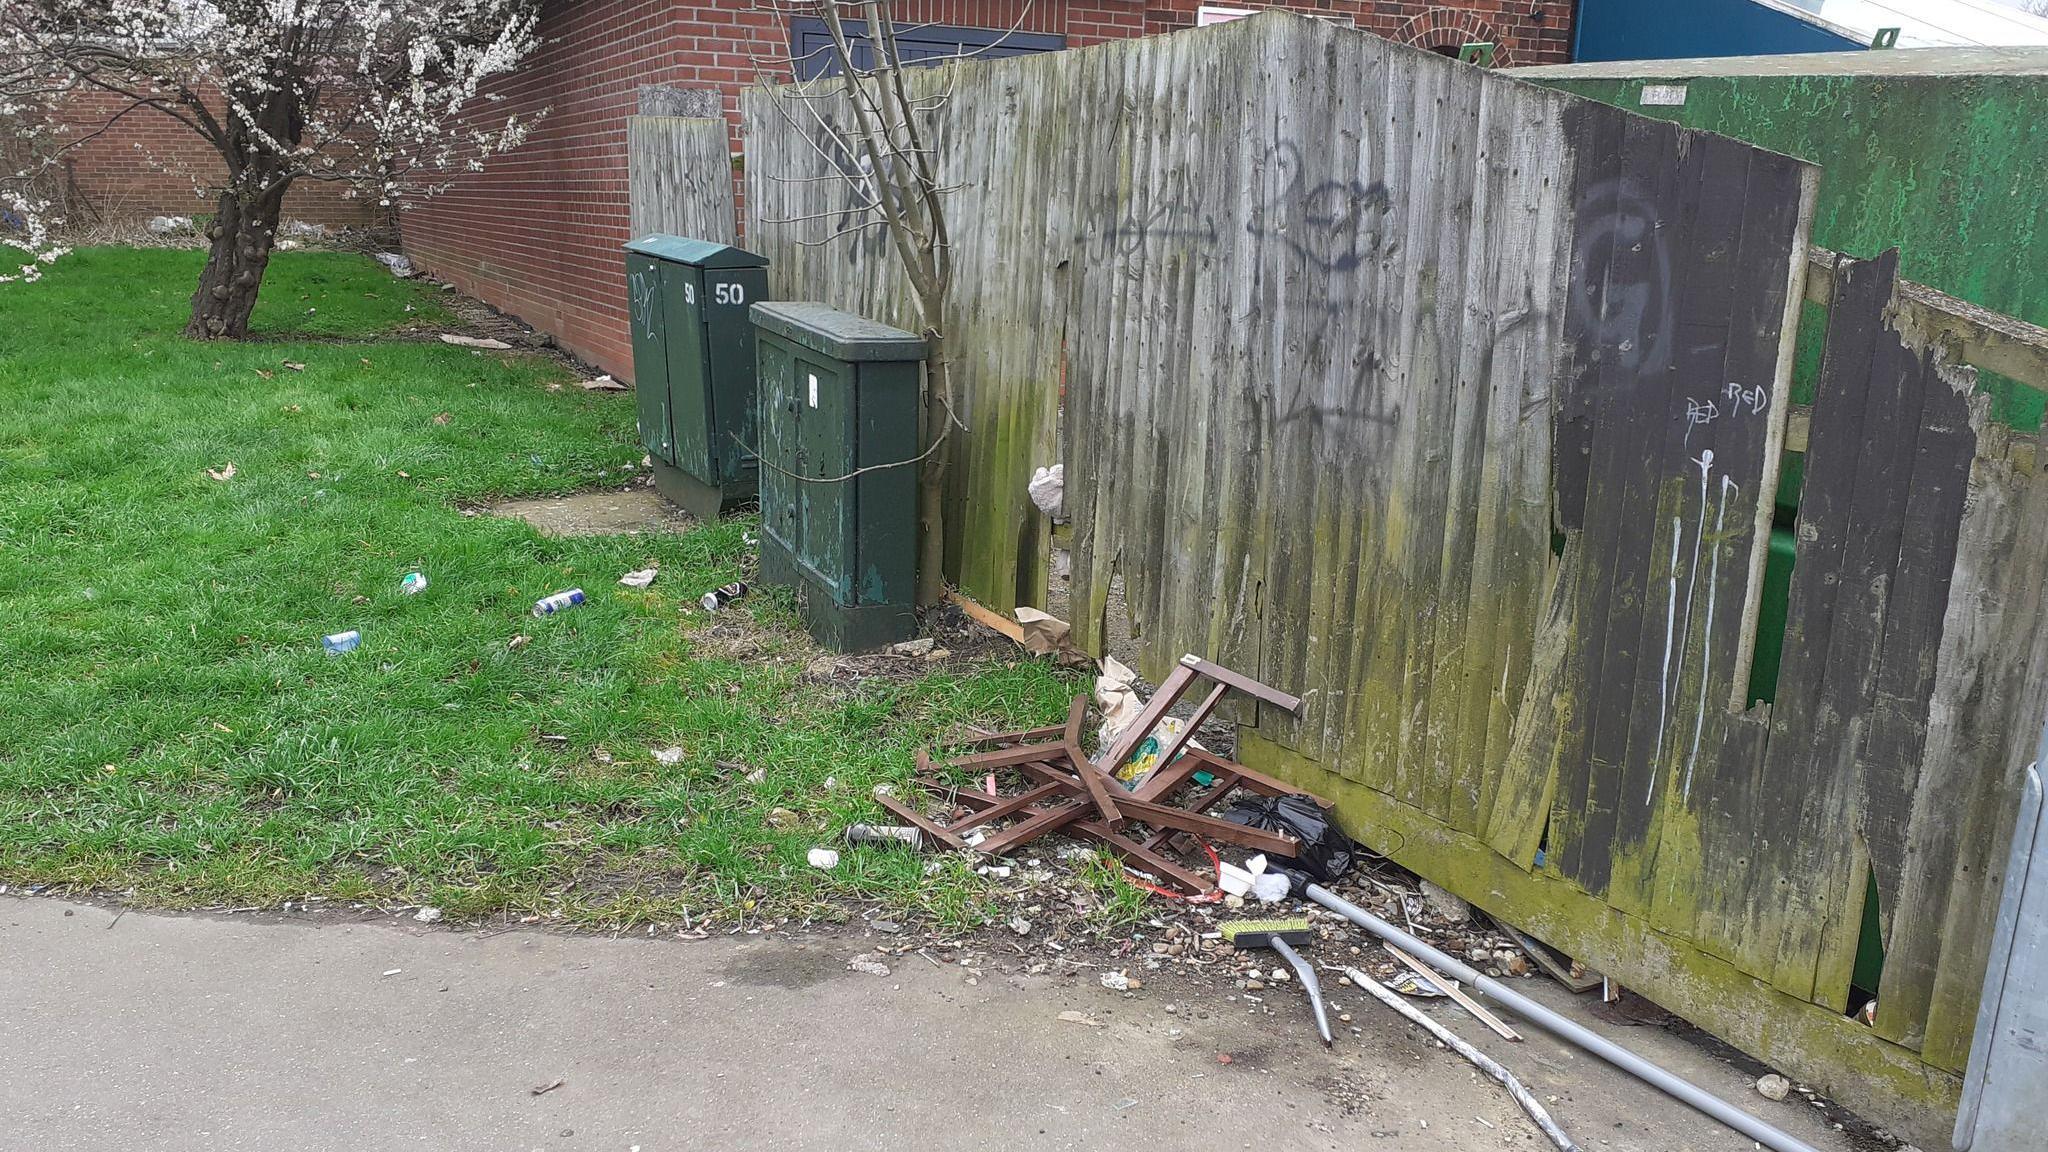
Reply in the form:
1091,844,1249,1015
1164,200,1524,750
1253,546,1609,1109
400,571,429,595
532,588,586,617
699,581,748,612
507,635,531,651
1222,793,1359,896
1100,971,1133,992
581,375,627,392
146,215,193,235
281,360,305,372
1014,607,1079,660
848,954,891,977
530,1078,565,1097
1387,943,1522,1041
432,412,451,425
382,968,402,977
1112,1098,1139,1112
439,334,512,350
889,637,936,657
1388,970,1448,998
893,653,1315,897
1092,656,1147,753
413,907,443,924
652,747,685,766
205,462,237,482
976,864,1012,880
1241,855,1292,904
374,252,416,278
1757,1074,1791,1101
1008,916,1033,936
1027,463,1065,517
1347,966,1574,1151
321,629,362,655
807,847,840,870
618,567,658,588
846,823,921,847
1057,1010,1103,1027
1217,861,1256,897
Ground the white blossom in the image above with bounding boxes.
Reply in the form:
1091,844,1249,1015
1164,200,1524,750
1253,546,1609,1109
0,0,545,284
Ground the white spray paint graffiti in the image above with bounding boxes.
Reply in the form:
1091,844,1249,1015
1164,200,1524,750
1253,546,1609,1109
1658,514,1682,753
1684,473,1739,802
1651,448,1714,806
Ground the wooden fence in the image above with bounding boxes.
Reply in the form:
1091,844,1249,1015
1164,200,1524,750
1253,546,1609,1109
627,116,736,247
740,12,2048,1140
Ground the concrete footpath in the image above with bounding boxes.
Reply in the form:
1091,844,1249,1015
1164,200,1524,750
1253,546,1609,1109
0,896,1864,1152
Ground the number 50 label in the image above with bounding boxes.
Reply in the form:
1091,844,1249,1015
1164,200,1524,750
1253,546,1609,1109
714,282,745,305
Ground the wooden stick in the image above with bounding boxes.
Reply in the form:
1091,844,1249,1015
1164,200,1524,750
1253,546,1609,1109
1346,968,1578,1152
945,589,1025,642
1386,944,1522,1042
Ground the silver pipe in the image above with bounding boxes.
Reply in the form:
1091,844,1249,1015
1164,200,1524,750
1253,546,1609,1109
1305,884,1822,1152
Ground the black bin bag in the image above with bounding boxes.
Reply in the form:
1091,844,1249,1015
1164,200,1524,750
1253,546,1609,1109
1221,793,1358,895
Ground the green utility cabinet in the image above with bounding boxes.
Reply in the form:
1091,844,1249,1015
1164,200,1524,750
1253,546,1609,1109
751,302,924,652
622,235,770,519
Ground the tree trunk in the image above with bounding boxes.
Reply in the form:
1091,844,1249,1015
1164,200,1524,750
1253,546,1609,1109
915,332,952,607
185,175,289,340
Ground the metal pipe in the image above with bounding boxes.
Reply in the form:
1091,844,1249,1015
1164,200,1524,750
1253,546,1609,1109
1270,936,1332,1045
1305,884,1823,1152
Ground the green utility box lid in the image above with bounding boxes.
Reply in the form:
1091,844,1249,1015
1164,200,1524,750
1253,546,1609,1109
750,301,925,362
622,234,767,269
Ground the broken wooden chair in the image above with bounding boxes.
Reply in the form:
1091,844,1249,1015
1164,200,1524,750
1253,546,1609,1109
876,654,1325,894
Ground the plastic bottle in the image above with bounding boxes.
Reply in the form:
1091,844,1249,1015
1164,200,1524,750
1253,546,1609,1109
322,629,361,655
532,588,586,617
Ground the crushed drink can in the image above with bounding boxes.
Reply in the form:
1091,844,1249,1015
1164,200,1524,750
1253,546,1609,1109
846,823,922,847
699,581,749,613
401,571,428,595
532,588,586,617
321,629,361,655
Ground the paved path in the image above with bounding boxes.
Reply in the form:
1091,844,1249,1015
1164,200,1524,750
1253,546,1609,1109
0,896,1861,1151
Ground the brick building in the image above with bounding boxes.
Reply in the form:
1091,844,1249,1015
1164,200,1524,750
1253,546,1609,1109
396,0,1571,377
46,88,381,231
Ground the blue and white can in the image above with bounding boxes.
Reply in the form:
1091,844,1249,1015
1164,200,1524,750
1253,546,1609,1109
532,588,587,617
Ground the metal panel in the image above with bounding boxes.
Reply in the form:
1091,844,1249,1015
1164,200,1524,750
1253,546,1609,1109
850,358,919,607
662,263,711,478
1954,760,2048,1152
703,266,770,482
625,253,674,466
797,355,853,600
756,332,801,551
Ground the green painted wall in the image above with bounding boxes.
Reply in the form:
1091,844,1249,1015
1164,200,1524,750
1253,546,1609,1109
1531,72,2048,428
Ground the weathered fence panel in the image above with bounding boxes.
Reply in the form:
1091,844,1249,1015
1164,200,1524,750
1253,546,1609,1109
627,116,736,246
742,13,2048,1141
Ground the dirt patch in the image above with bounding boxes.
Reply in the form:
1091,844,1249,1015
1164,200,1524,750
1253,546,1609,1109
720,942,859,989
491,487,693,538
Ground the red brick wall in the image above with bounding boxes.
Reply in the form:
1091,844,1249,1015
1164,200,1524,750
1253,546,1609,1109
1145,1,1570,66
45,88,381,230
399,0,1572,378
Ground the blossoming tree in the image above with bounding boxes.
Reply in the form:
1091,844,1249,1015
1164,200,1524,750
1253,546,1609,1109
0,0,542,337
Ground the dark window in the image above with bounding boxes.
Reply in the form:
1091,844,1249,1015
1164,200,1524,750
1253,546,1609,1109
789,18,1066,80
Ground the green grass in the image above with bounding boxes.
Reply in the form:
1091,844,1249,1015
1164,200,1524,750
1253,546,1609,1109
0,247,1077,927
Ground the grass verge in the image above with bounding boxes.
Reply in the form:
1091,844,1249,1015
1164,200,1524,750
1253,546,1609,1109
0,247,1078,929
